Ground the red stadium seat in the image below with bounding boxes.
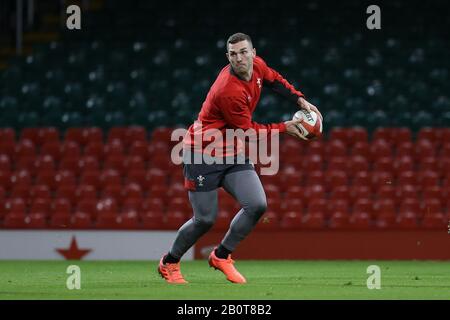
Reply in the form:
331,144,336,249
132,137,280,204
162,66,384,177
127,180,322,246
125,126,147,145
26,211,48,228
76,199,97,219
328,128,348,144
10,170,32,188
107,127,128,143
0,154,11,171
348,155,369,176
101,185,123,205
419,157,438,172
125,156,146,172
65,128,84,145
349,212,371,229
307,198,328,216
302,212,325,229
59,156,80,175
71,212,93,228
128,141,150,160
50,212,71,228
372,171,394,190
415,140,436,159
282,198,304,214
141,210,164,229
373,198,396,223
396,211,418,229
303,185,326,204
305,170,325,188
55,170,77,187
79,170,101,190
123,183,143,200
396,142,414,158
422,185,443,203
280,211,303,230
96,198,119,228
34,155,56,172
3,198,27,228
142,198,165,213
148,185,167,203
255,210,279,230
352,171,371,189
280,168,303,190
40,141,61,161
77,184,98,201
326,140,347,158
370,139,393,160
117,211,140,229
55,185,77,205
394,156,414,175
104,139,124,158
19,129,39,146
30,184,51,200
421,212,447,229
52,198,72,216
165,211,187,229
421,198,443,219
84,141,105,160
373,157,394,173
327,157,347,172
126,169,148,189
100,169,122,189
350,141,370,159
39,127,59,145
348,127,368,145
329,185,350,202
122,198,142,212
83,127,103,145
302,154,323,171
372,128,391,144
326,170,348,191
78,156,100,173
329,211,350,229
0,128,15,144
307,140,325,157
392,127,412,147
397,171,417,187
61,141,81,159
146,168,167,188
353,198,373,219
150,127,173,143
396,185,418,202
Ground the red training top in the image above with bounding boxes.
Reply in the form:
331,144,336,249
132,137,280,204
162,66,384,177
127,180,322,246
183,56,304,157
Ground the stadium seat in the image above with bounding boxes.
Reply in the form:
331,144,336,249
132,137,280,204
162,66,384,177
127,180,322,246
302,211,325,229
280,211,303,229
141,210,165,229
165,211,187,229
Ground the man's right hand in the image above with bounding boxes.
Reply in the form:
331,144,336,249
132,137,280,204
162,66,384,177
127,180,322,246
284,118,304,140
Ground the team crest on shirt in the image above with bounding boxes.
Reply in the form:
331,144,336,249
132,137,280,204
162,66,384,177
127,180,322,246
197,175,205,187
257,78,262,88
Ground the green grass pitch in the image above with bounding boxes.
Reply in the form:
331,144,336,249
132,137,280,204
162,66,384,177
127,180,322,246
0,260,449,300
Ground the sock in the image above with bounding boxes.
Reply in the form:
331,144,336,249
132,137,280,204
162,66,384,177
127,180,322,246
163,252,180,264
215,244,232,259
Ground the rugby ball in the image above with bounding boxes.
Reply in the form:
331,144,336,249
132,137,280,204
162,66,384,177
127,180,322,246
292,109,323,140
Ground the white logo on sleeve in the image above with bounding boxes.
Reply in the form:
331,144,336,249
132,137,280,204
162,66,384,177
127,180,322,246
197,175,205,186
257,78,262,88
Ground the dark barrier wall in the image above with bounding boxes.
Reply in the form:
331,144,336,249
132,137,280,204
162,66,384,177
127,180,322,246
195,230,450,260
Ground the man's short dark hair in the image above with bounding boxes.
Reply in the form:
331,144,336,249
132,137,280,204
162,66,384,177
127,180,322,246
227,33,253,51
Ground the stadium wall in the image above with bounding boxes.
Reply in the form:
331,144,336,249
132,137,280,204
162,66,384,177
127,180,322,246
1,230,448,260
0,231,193,260
196,230,450,260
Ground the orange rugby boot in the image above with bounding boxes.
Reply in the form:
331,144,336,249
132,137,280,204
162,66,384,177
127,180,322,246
158,256,188,284
208,248,246,284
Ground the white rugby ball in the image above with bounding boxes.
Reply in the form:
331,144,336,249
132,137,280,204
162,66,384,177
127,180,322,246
292,109,323,140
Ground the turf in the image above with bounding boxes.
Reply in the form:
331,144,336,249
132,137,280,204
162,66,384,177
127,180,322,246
0,260,449,300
